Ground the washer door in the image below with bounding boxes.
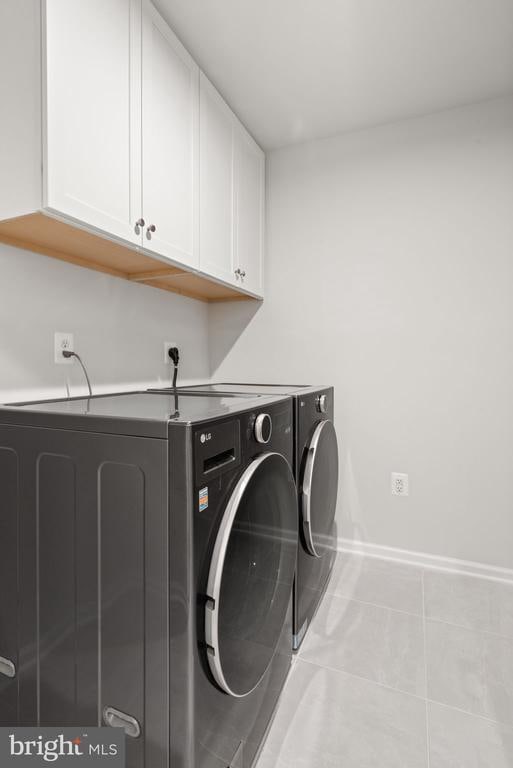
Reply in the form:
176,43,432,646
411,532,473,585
301,420,339,558
205,452,297,698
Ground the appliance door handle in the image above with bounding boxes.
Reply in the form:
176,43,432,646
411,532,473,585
103,706,141,739
0,656,16,678
301,420,332,559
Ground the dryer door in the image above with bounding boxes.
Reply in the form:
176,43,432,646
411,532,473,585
205,452,297,698
301,420,339,558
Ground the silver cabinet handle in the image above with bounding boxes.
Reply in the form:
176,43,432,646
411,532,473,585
240,270,246,278
134,218,145,235
146,224,156,240
103,706,141,739
0,656,15,678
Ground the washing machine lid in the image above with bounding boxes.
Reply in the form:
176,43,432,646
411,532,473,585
301,420,339,558
205,452,297,698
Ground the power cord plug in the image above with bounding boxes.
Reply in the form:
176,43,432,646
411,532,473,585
168,347,180,389
168,347,179,366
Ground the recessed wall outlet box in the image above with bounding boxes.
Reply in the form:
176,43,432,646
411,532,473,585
391,472,409,496
54,332,74,364
164,341,178,364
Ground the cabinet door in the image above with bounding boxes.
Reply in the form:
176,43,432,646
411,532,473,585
141,0,199,267
0,426,168,767
199,74,236,285
234,125,265,296
0,447,19,726
44,0,142,245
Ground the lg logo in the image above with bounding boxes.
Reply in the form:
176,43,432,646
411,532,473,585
200,433,212,444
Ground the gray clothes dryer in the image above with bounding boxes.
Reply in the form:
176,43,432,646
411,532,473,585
151,383,339,651
0,391,298,768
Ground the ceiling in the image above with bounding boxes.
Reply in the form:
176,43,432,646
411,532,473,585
154,0,513,150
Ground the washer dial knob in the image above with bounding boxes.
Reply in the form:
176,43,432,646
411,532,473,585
254,413,272,444
317,394,328,414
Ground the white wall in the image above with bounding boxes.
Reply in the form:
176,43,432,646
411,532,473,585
209,96,513,570
0,244,210,403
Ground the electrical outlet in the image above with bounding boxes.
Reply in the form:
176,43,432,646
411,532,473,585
54,332,74,364
391,472,409,496
164,341,178,364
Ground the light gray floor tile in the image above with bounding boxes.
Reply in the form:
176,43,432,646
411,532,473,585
424,569,513,637
256,558,513,768
255,660,428,768
328,553,423,615
429,701,513,768
426,619,513,724
300,591,426,696
254,750,287,768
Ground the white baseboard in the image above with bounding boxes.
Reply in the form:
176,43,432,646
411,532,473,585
337,537,513,584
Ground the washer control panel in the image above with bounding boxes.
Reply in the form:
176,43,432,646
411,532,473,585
254,413,272,444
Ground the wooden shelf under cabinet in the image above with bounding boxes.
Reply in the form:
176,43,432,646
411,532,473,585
0,213,255,303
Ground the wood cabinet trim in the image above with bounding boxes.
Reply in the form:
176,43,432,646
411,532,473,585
0,212,258,303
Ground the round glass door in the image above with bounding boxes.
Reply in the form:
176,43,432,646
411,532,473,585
301,420,339,558
205,452,297,698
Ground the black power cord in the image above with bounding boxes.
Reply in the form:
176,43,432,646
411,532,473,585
62,350,93,398
168,347,180,390
167,346,180,418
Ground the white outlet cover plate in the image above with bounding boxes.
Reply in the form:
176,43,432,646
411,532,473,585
54,332,74,364
164,341,177,364
391,472,409,496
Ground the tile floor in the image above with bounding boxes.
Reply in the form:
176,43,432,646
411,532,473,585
256,552,513,767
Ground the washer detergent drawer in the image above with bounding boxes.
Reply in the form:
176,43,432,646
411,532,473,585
194,419,241,485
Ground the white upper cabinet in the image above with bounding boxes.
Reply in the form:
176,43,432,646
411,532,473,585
0,0,264,301
44,0,142,245
234,125,265,296
199,74,265,296
141,0,199,267
199,74,235,284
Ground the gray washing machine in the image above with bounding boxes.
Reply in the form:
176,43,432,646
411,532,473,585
151,383,339,651
0,391,298,768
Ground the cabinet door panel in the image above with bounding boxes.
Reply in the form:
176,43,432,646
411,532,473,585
99,462,145,768
44,0,142,245
235,126,264,296
142,0,199,267
199,74,235,284
38,454,78,725
0,447,19,726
